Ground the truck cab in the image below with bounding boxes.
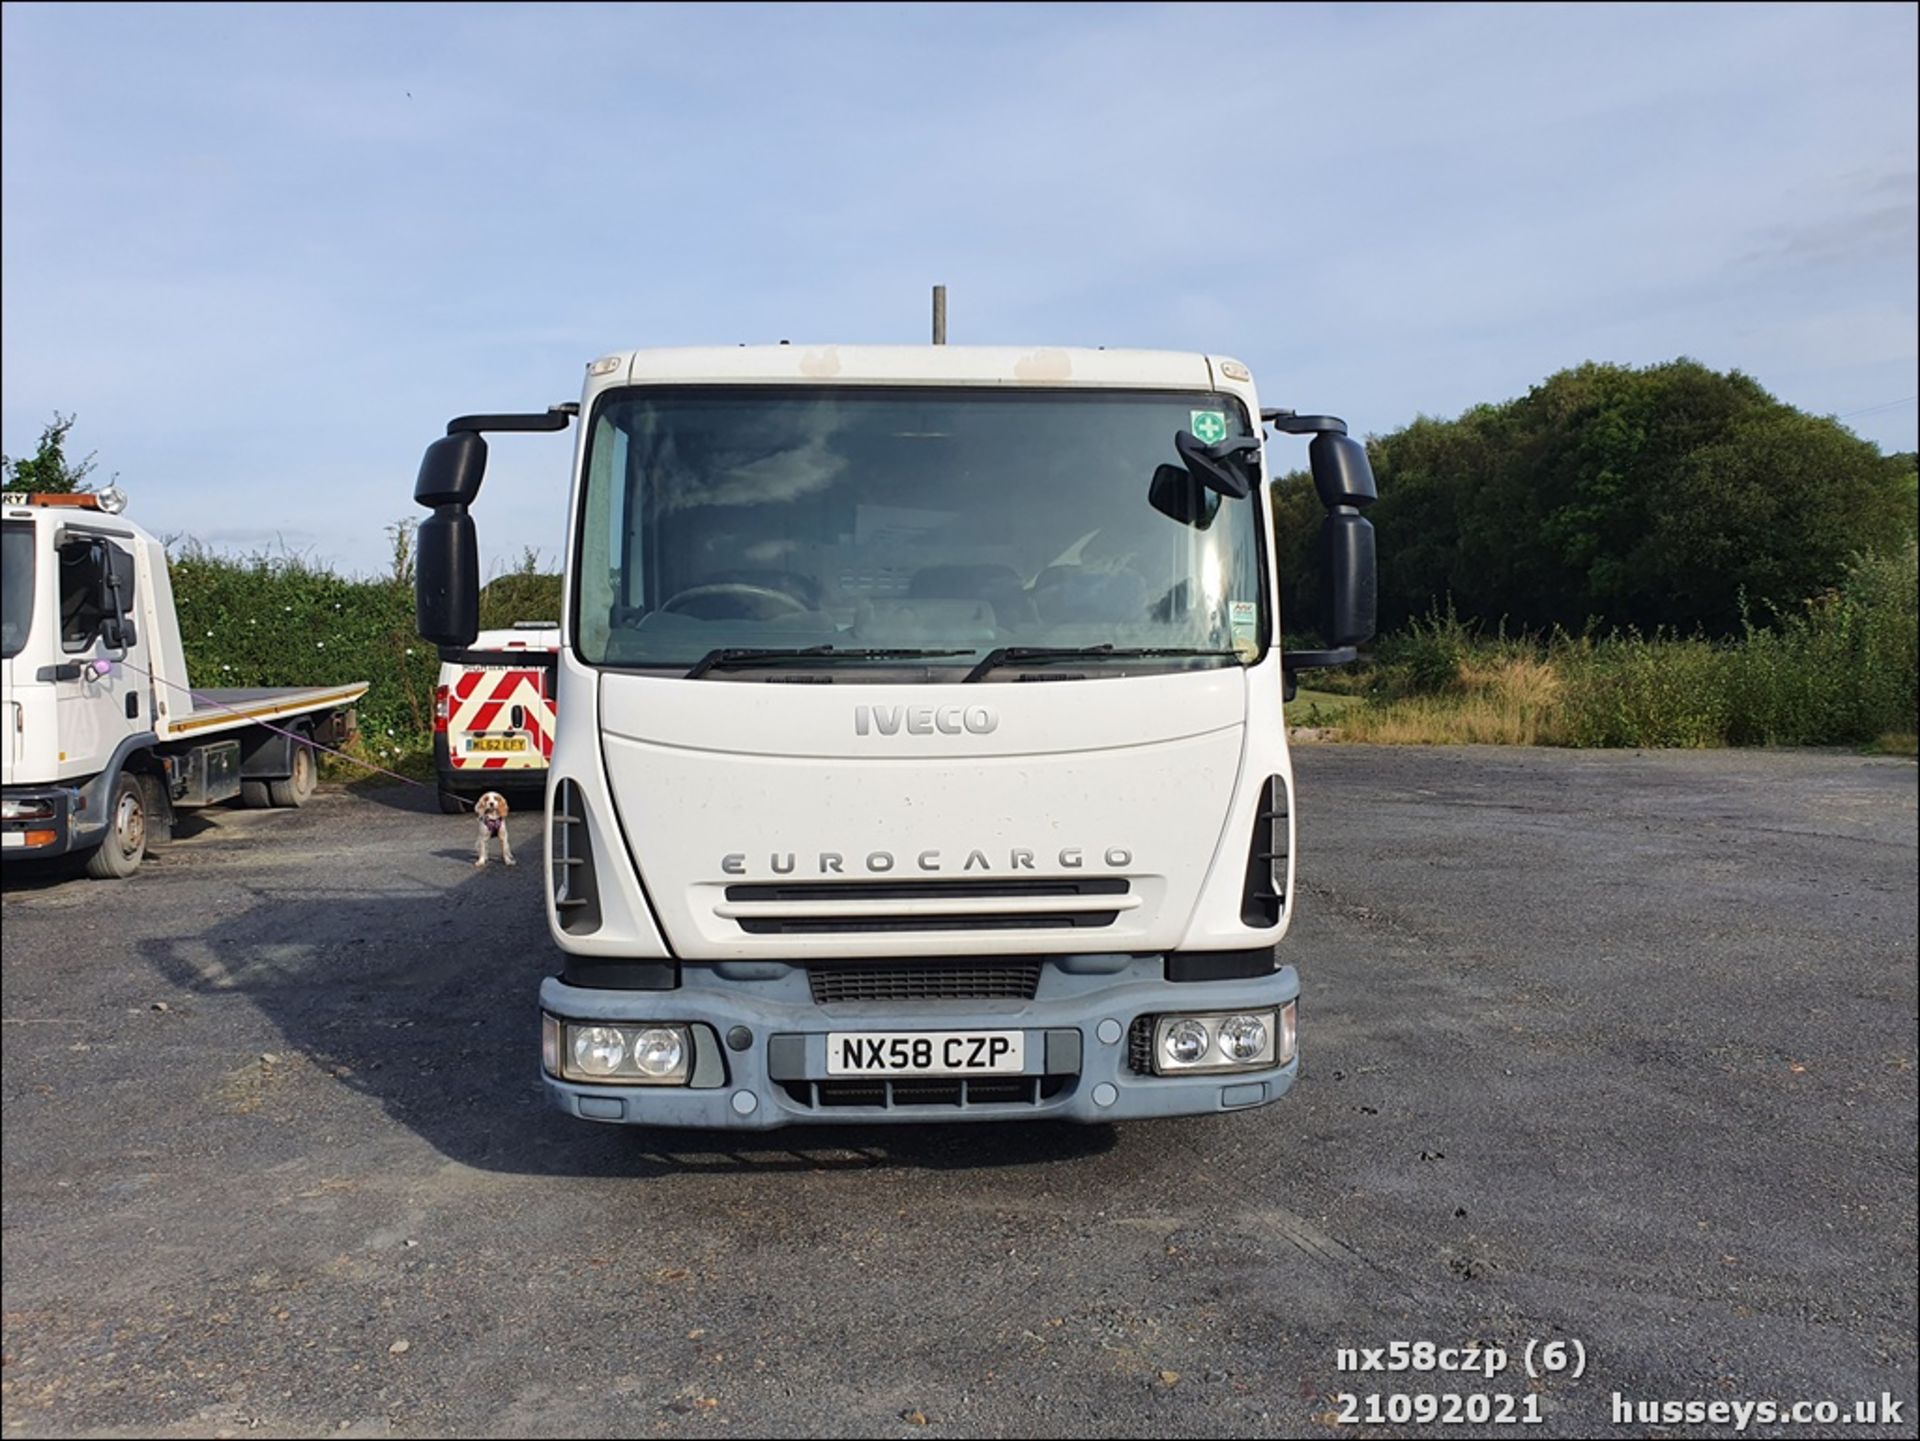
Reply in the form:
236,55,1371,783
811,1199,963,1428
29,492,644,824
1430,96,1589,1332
413,345,1375,1127
4,492,167,861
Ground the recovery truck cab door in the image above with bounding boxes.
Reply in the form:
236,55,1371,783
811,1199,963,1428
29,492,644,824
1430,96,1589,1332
50,530,150,780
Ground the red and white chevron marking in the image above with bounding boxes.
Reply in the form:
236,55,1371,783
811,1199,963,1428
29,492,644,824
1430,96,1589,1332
446,666,554,770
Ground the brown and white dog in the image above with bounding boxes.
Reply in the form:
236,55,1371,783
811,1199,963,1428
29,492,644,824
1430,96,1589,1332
473,791,515,868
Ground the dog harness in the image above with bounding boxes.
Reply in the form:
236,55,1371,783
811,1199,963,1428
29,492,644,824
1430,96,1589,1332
484,814,503,837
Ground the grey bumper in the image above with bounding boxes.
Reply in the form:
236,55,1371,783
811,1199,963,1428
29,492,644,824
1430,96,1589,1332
538,955,1299,1129
1,784,93,859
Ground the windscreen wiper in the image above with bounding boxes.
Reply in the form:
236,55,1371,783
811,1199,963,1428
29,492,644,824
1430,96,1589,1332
685,645,971,679
963,644,1241,683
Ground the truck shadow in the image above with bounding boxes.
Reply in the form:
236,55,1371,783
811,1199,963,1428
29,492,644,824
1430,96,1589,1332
0,856,87,891
136,857,1116,1178
333,776,442,813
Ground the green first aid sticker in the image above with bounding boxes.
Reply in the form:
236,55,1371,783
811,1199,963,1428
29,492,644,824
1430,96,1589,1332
1189,410,1228,444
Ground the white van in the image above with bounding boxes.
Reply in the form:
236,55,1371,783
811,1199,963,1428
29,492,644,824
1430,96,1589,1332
432,622,558,812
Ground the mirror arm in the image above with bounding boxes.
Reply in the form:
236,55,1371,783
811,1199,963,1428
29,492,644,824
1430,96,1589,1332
1280,646,1358,704
1263,410,1348,437
447,403,577,436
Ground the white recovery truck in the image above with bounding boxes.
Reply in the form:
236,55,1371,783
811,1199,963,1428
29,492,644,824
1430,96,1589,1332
413,345,1375,1128
2,490,368,878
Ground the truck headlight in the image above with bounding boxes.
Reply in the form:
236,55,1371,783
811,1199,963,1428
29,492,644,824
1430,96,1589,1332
1149,1010,1283,1075
1162,1019,1211,1067
2,798,56,821
1218,1013,1268,1064
631,1027,686,1079
572,1026,626,1077
545,1016,692,1086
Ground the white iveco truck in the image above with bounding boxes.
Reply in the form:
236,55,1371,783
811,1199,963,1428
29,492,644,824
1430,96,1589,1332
2,489,367,877
414,344,1375,1128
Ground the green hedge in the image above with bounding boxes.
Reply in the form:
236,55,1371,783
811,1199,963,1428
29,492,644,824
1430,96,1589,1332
166,539,561,769
169,545,438,764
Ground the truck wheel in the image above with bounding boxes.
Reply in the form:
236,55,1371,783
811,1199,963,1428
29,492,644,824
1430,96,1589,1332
84,773,148,879
438,790,468,815
240,779,273,808
268,739,317,808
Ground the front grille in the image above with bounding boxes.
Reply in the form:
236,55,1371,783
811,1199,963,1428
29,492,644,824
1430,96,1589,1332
719,877,1134,935
781,1075,1072,1110
807,961,1042,1004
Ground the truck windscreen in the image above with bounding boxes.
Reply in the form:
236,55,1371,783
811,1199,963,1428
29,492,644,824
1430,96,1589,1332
1,523,33,660
574,387,1267,675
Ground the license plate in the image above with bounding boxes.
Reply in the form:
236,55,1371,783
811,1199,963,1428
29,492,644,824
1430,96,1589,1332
465,736,527,754
826,1030,1025,1077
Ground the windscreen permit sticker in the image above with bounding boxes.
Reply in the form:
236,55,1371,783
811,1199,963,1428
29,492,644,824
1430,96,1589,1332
1189,410,1228,444
1230,600,1258,656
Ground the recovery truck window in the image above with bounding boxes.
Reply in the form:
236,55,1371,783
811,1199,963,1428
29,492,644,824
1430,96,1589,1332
55,537,133,653
57,539,108,651
574,387,1268,675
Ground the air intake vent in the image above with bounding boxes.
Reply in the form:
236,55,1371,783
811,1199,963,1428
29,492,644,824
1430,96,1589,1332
719,878,1135,936
551,778,602,935
1128,1015,1156,1074
780,1076,1072,1110
1240,775,1288,928
807,961,1042,1003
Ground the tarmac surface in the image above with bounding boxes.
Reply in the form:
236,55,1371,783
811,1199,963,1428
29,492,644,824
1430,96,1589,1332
3,746,1915,1437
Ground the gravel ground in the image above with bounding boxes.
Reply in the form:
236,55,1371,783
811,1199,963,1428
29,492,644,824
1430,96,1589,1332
2,746,1914,1439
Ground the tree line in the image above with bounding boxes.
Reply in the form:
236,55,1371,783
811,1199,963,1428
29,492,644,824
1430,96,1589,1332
1272,359,1918,640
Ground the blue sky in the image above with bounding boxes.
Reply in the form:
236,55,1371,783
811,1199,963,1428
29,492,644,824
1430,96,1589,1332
4,1,1915,577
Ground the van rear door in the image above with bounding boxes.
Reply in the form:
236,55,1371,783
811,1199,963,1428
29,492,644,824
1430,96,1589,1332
445,655,555,777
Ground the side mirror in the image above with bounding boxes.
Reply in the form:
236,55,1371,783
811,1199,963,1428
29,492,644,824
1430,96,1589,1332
1174,429,1257,500
102,543,136,614
1308,432,1377,509
1320,510,1377,647
414,429,489,650
416,507,479,650
99,614,135,655
1148,463,1219,529
1279,418,1379,689
415,431,489,508
412,405,569,652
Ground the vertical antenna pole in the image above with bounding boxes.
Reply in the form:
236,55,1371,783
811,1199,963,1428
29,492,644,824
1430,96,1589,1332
932,285,947,345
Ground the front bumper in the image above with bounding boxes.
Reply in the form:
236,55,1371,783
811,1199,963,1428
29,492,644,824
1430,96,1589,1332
539,955,1299,1129
0,785,87,859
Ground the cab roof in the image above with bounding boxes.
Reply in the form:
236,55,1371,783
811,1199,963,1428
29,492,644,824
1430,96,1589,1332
596,345,1235,391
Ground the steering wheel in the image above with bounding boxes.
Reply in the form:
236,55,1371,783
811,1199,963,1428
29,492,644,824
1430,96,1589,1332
659,583,812,621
